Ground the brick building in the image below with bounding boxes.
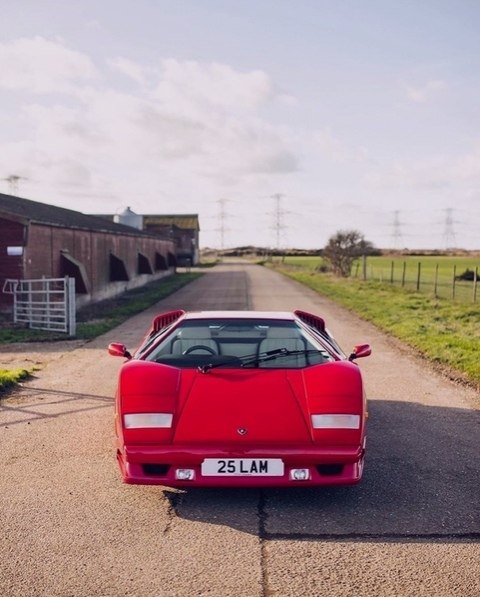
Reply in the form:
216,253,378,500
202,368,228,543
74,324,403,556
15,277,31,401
0,193,176,311
142,214,199,266
101,210,200,266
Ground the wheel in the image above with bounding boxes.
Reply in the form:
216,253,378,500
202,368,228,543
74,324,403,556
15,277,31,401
183,344,216,355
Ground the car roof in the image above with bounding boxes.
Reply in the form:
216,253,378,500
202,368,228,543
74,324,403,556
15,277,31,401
182,311,297,321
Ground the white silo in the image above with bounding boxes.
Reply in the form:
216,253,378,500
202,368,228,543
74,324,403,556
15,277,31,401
114,206,143,230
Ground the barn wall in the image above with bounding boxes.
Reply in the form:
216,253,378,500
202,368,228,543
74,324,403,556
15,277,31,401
79,232,174,305
144,222,199,265
0,218,26,309
25,226,57,278
1,221,174,312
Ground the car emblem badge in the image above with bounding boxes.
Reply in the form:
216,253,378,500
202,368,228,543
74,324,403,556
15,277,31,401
237,427,247,435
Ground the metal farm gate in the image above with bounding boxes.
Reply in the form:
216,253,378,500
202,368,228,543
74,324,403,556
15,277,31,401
2,277,76,336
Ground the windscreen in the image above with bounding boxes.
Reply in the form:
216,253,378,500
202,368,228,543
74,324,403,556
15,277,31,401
143,319,334,368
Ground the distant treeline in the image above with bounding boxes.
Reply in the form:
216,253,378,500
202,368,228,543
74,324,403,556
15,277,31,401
201,246,479,258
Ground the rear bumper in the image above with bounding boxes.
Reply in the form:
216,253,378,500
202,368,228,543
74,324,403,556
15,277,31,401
117,443,366,487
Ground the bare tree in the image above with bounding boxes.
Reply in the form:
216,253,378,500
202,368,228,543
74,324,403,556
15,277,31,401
323,230,376,277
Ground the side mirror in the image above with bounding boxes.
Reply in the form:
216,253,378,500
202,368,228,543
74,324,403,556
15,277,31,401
348,343,371,361
108,342,132,359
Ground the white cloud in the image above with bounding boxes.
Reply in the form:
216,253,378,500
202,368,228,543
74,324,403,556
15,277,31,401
364,142,480,194
0,36,98,94
276,93,298,106
405,79,446,103
365,159,448,190
155,59,274,115
107,56,155,85
85,20,104,31
310,129,368,164
0,40,300,207
451,142,480,181
12,38,467,250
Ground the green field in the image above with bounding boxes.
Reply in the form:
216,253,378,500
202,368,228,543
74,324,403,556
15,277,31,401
280,255,480,303
269,257,480,389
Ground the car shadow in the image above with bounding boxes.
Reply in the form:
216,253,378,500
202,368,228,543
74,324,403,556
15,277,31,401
163,399,480,543
0,386,113,426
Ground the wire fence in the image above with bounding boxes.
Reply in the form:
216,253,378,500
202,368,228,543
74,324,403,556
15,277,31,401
352,258,479,303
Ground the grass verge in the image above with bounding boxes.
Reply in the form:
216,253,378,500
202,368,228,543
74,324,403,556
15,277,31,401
74,272,202,340
272,265,480,389
0,368,31,394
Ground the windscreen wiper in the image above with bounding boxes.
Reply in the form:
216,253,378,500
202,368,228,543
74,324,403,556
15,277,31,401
239,348,325,368
197,355,243,373
197,348,324,373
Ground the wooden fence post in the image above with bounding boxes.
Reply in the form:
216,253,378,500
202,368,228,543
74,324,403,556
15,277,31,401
390,261,394,284
434,264,439,298
416,262,421,292
452,265,457,300
474,267,478,304
402,261,406,287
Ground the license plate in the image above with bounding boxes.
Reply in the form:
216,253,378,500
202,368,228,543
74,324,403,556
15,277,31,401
201,458,284,476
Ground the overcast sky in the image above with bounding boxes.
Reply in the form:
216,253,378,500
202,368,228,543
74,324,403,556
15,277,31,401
1,0,480,249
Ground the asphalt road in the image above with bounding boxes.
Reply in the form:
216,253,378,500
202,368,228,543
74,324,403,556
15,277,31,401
1,263,479,597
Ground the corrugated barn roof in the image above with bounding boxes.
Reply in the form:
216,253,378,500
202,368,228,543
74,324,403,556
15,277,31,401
0,193,156,237
144,214,200,230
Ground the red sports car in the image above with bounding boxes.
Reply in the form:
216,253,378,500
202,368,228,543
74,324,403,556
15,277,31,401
108,309,371,487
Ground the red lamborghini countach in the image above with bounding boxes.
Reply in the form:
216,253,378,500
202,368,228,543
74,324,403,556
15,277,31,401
108,309,371,487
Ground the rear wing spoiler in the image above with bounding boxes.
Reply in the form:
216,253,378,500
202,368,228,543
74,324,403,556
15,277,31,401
295,309,346,357
294,310,326,334
151,309,186,334
135,310,186,356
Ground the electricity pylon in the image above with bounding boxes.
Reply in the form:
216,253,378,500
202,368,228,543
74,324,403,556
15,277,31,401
391,210,404,249
442,208,457,249
2,175,27,195
271,193,287,249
